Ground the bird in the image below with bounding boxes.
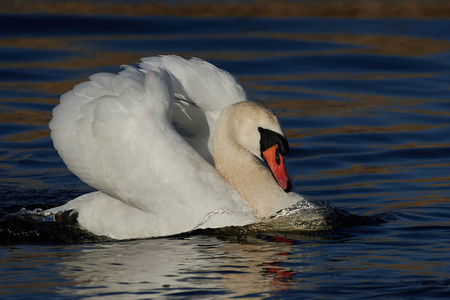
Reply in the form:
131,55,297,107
46,55,305,240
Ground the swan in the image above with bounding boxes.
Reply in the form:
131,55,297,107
47,55,304,239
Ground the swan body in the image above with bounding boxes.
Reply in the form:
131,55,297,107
48,55,303,239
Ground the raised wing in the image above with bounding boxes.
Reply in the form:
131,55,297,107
50,66,173,197
140,56,248,163
50,59,252,228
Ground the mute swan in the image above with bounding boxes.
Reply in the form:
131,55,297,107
47,55,304,239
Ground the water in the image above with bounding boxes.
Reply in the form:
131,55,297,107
1,0,450,298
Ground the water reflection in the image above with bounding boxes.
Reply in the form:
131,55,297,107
0,245,77,296
3,228,448,298
56,235,305,298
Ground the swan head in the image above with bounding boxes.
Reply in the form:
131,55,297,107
258,126,293,192
215,101,294,193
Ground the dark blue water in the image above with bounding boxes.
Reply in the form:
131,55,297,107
1,1,450,298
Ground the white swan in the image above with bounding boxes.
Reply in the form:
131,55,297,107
47,55,304,239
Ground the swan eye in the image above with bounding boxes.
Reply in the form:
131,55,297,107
258,127,290,157
275,147,281,165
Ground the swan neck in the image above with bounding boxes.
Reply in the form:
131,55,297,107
213,107,296,217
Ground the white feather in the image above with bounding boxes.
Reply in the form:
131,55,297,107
48,56,258,239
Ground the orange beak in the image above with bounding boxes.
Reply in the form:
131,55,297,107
262,144,293,192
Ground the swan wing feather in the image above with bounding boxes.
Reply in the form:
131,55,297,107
49,60,254,238
140,56,248,162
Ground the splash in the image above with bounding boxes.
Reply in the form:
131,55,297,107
0,208,107,244
197,199,397,237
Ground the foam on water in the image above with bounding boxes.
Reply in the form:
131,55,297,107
199,199,396,238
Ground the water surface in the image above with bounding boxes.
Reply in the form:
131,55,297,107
1,1,450,298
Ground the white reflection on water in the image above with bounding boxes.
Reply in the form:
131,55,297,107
56,235,306,298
